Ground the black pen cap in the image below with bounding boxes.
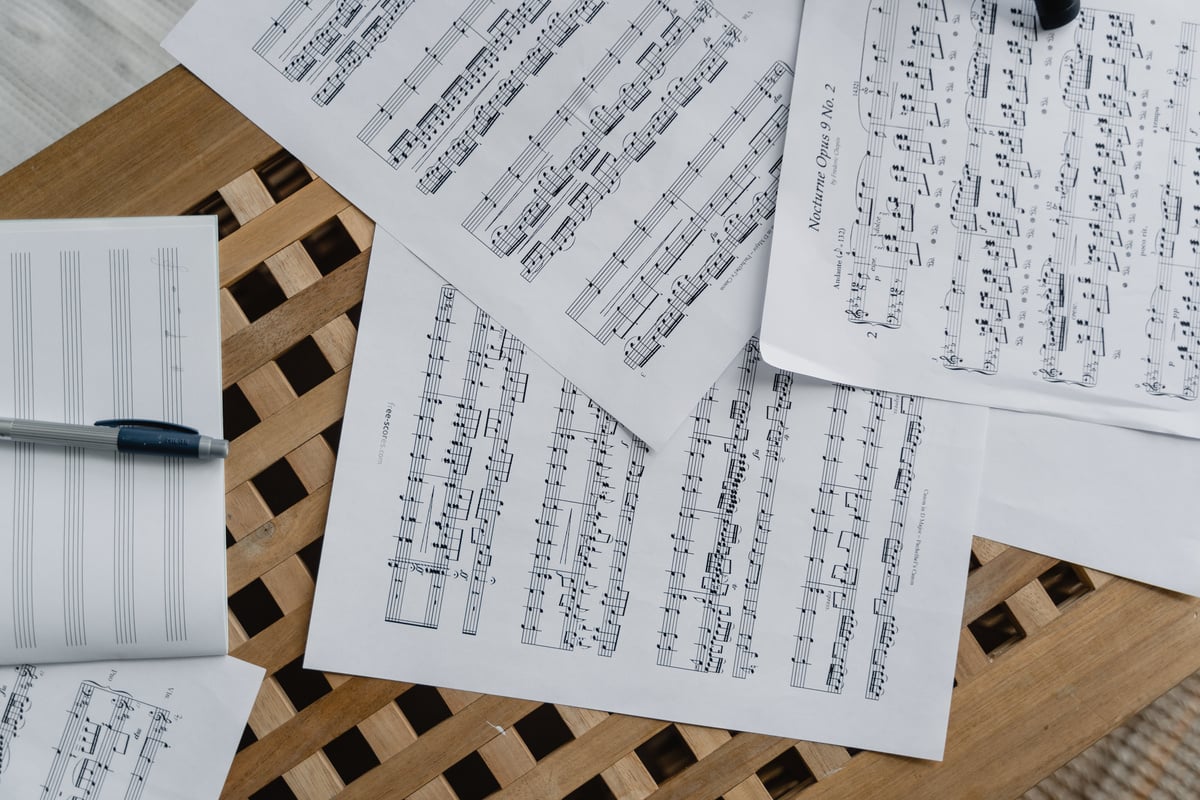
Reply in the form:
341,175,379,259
1034,0,1081,30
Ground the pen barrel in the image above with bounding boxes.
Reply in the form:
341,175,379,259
1,419,119,449
116,427,203,458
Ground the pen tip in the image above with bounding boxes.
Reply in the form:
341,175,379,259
207,438,230,459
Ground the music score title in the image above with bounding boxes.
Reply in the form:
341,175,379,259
807,85,837,232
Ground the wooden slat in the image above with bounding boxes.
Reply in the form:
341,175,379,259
647,734,796,800
794,742,852,781
218,178,350,286
442,689,538,787
677,726,772,800
225,677,409,798
955,625,993,684
965,540,1060,644
226,483,331,594
338,696,541,800
963,544,1058,625
492,715,668,800
798,579,1200,799
229,604,312,677
0,67,277,219
222,248,368,386
226,368,350,489
559,706,659,799
227,614,345,800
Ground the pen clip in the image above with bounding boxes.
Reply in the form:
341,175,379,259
94,418,199,435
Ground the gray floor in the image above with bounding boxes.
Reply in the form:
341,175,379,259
0,0,190,173
2,2,1195,797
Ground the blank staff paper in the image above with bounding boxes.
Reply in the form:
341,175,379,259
0,217,227,665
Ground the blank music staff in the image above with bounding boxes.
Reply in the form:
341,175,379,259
846,0,948,329
157,248,188,643
386,286,530,633
0,666,37,781
40,681,172,800
60,252,88,649
109,249,139,647
790,386,924,698
0,222,224,664
9,252,36,652
521,380,646,656
1144,23,1200,400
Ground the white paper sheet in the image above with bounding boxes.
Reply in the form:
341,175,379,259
980,409,1200,597
164,0,803,447
0,656,263,800
760,0,1200,439
0,218,228,664
306,233,988,759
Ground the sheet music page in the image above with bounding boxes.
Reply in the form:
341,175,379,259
980,409,1200,596
0,656,263,799
0,218,228,665
761,0,1200,439
306,233,988,759
164,0,802,447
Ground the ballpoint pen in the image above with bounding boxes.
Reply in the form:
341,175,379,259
0,417,229,459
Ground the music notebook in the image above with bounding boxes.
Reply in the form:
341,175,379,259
0,217,228,665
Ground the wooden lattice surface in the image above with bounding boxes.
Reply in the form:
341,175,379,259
2,68,1199,800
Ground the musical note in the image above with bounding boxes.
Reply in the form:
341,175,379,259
40,681,173,800
623,149,784,370
566,63,793,376
253,0,417,105
846,0,948,328
461,329,528,635
466,2,730,269
386,287,530,631
0,666,37,780
655,342,758,673
1037,10,1139,388
408,0,609,193
521,380,645,655
655,382,718,667
1144,24,1200,400
731,369,793,679
791,387,925,697
364,0,556,164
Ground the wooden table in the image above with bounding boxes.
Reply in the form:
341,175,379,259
2,66,1198,800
